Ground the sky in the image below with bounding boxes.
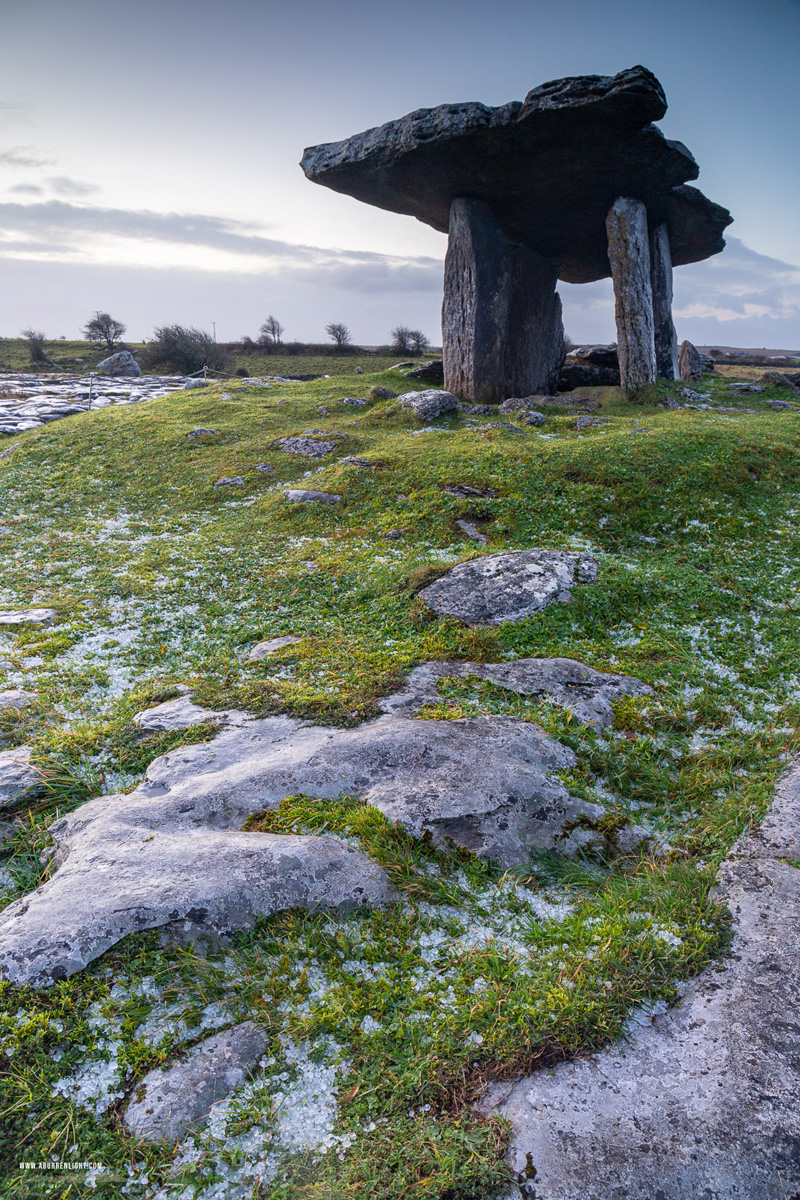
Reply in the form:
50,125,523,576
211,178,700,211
1,0,799,349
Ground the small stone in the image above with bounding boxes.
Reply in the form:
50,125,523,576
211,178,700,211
576,415,604,431
664,394,682,410
96,350,141,377
317,405,331,414
0,608,57,627
341,397,367,406
524,411,546,426
499,395,556,413
768,400,797,411
729,382,763,394
284,489,341,504
123,1021,269,1142
248,635,301,660
213,476,245,487
186,428,220,437
274,437,336,458
133,696,224,734
0,660,14,672
183,379,209,390
0,689,34,710
254,463,274,473
458,403,498,415
369,386,398,400
476,422,529,435
383,529,404,540
390,362,415,371
455,519,487,543
418,549,598,625
443,484,498,499
355,366,365,374
341,456,380,469
399,389,459,421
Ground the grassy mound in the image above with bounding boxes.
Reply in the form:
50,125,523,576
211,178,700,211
1,368,799,1198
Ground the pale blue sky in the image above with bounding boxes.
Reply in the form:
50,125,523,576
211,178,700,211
1,0,798,347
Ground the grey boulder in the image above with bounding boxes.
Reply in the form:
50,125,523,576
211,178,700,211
283,489,341,504
488,759,800,1200
418,549,598,625
97,350,141,377
132,695,227,734
398,389,459,420
124,1021,268,1142
0,745,41,810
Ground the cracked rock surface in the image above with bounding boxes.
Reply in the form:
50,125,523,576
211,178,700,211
0,658,653,986
485,761,800,1199
418,550,598,625
124,1021,269,1142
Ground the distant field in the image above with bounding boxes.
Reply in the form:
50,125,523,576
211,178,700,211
0,339,434,378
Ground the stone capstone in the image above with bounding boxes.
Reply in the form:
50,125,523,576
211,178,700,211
398,389,459,420
96,350,141,377
302,66,731,286
487,758,800,1199
123,1021,269,1142
417,550,598,625
0,655,654,985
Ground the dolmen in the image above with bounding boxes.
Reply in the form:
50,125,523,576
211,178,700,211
302,66,732,400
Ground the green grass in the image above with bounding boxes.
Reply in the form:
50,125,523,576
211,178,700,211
0,338,433,378
0,367,799,1197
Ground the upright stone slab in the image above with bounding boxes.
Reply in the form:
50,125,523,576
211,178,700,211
442,198,510,404
442,198,564,403
504,244,565,398
606,197,657,393
650,222,678,379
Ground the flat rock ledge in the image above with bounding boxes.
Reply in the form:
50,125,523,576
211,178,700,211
0,657,654,986
0,607,57,627
124,1021,269,1142
419,549,598,625
484,760,800,1199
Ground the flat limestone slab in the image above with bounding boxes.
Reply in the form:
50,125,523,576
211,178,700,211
0,658,655,986
486,761,800,1199
124,1021,269,1142
0,607,57,626
302,66,732,284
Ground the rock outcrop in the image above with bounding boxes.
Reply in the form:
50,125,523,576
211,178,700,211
486,759,800,1199
0,656,655,986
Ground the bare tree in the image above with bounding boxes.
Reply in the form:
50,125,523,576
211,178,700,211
325,322,352,350
408,329,430,355
21,328,47,365
390,324,413,354
82,311,127,350
258,315,285,347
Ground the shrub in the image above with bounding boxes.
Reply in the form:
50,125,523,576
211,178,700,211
21,328,47,365
141,326,233,375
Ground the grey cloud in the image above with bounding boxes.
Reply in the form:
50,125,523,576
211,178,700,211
0,199,444,291
7,183,43,195
0,146,53,169
46,176,100,197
